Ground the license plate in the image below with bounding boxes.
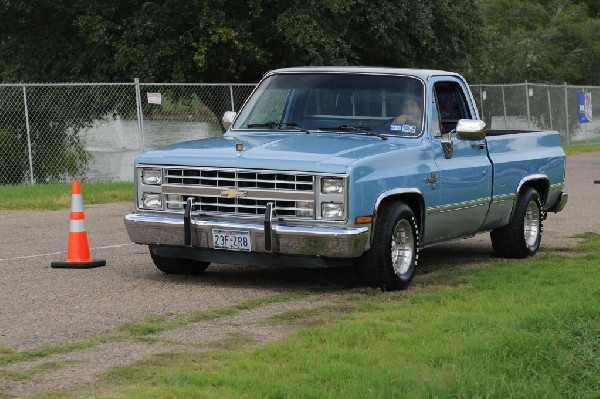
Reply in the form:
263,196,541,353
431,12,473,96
212,229,251,252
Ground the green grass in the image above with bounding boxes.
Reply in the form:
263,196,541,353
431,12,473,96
0,182,133,210
0,360,83,382
59,235,598,399
563,143,600,156
0,338,109,367
116,292,309,336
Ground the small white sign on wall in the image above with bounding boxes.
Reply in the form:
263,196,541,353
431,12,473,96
147,93,162,105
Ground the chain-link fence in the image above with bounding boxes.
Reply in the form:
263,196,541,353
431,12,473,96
0,81,596,184
471,83,600,146
0,82,255,184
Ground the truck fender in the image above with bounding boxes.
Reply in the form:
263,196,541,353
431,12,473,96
372,188,425,245
511,174,550,220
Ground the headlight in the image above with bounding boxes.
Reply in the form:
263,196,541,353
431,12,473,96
321,178,344,194
142,168,162,185
321,202,343,219
142,193,162,209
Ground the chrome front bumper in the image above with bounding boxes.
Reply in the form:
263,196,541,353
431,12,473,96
124,212,370,258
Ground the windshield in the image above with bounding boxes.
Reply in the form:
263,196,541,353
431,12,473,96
232,73,425,137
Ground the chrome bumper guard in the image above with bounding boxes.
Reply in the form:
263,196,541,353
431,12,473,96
124,212,370,258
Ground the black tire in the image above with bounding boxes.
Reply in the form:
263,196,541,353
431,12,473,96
149,247,210,275
357,202,420,291
490,187,542,258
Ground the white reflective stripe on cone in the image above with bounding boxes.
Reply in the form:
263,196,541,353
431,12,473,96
71,194,84,213
69,219,86,233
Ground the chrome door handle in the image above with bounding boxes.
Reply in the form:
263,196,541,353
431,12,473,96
472,143,486,150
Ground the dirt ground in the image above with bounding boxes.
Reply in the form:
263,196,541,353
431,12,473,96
0,151,598,396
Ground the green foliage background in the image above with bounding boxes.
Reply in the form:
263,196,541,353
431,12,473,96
473,0,600,84
0,0,483,83
2,0,598,84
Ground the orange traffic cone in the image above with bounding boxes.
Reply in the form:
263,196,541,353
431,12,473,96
51,180,106,269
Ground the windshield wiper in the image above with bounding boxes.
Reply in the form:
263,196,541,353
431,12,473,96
317,125,388,140
246,122,310,133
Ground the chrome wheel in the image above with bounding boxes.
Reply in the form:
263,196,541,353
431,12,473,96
491,187,542,259
358,202,418,290
391,219,415,277
524,200,540,248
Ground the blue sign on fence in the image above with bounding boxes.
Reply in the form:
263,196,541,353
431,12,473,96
577,92,592,123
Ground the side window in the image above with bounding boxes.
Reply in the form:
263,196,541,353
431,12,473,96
434,81,472,133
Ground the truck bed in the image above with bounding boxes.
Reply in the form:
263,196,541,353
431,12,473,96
485,130,565,205
486,129,539,136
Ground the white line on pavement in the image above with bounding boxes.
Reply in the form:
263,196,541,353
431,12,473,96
0,243,135,262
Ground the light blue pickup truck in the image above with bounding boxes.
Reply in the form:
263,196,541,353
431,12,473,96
125,67,568,290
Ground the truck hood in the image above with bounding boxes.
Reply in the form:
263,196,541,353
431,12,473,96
136,132,410,173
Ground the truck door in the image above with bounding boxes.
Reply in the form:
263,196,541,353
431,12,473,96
428,78,492,241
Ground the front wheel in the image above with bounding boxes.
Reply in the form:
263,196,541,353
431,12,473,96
357,202,420,290
149,247,210,275
490,187,542,258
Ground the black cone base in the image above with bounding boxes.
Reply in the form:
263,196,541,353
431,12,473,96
51,259,106,269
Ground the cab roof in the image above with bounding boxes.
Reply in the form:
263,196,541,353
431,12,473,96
266,66,462,81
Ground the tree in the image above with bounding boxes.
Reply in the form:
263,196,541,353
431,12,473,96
2,0,599,85
473,0,600,84
0,0,484,84
192,0,484,81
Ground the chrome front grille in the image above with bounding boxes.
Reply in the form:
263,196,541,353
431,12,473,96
162,168,315,217
165,169,314,191
166,196,310,216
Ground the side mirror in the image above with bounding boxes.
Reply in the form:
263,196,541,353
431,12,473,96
456,119,486,140
222,111,236,130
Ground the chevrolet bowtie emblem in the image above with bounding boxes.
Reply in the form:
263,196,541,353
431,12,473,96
220,188,247,199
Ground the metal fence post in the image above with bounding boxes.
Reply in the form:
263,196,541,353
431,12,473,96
501,86,508,129
22,85,35,184
525,80,531,129
229,84,235,112
134,78,145,151
547,85,553,131
564,82,570,145
479,86,484,123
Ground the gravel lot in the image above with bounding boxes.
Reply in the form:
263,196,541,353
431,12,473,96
0,151,598,395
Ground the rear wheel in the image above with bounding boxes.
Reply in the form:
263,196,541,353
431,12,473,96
357,202,419,290
491,187,542,258
149,247,210,275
